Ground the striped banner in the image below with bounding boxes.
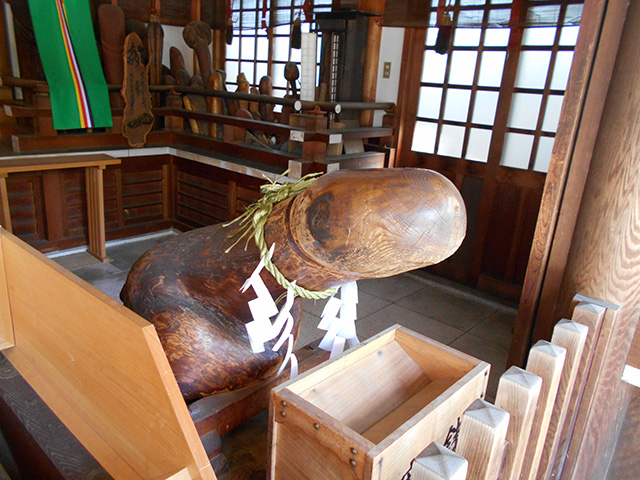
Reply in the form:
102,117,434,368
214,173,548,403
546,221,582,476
29,0,112,130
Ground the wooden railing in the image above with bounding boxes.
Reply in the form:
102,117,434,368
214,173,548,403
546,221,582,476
0,75,396,178
408,296,622,480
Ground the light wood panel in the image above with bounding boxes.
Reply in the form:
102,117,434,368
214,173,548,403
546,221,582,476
0,228,215,480
456,399,509,480
0,231,12,350
494,366,541,480
521,341,566,480
537,319,588,480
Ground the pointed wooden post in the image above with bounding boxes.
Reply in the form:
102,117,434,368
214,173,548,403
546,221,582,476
411,442,468,480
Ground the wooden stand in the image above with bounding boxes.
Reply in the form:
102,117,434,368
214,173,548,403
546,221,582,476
0,154,120,262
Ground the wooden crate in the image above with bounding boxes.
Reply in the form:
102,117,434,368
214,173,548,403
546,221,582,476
268,325,490,479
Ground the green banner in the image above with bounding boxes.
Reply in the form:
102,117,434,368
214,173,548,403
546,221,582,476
29,0,112,130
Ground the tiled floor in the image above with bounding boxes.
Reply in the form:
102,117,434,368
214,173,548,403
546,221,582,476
52,230,518,400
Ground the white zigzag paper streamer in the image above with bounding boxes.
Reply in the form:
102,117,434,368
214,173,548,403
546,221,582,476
242,244,298,378
318,281,360,358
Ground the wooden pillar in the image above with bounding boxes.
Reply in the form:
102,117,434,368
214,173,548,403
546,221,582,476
0,173,11,233
85,165,108,262
360,16,381,127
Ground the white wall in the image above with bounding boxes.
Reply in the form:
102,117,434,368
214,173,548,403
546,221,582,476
374,27,405,127
161,25,195,76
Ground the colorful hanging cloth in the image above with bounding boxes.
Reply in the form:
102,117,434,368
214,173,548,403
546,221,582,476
28,0,112,130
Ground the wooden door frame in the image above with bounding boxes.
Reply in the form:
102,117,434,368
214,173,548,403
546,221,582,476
508,0,630,366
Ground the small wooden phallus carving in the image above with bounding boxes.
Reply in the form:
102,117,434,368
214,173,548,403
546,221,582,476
183,21,213,79
121,169,467,402
121,33,154,148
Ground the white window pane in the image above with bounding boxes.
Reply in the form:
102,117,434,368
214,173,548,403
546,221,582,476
227,36,240,59
256,36,269,61
272,63,286,88
534,136,555,172
438,125,465,158
551,51,574,90
225,62,239,86
542,95,564,133
484,28,510,46
418,87,443,119
273,36,290,61
515,51,551,89
241,36,255,60
289,48,301,63
426,27,439,47
411,121,438,154
449,51,477,85
454,28,481,47
255,63,268,84
472,91,499,125
444,89,472,122
273,24,289,35
478,51,506,87
466,128,492,162
422,50,447,84
522,27,557,46
501,133,534,169
560,26,580,46
508,93,542,130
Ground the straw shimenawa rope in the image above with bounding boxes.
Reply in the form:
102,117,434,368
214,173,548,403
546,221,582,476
224,171,339,300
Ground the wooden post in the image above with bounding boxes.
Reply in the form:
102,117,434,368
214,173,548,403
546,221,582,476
85,165,108,262
360,16,382,128
537,319,588,480
494,366,541,480
520,341,566,480
457,398,509,480
411,442,468,480
0,230,14,351
0,173,11,233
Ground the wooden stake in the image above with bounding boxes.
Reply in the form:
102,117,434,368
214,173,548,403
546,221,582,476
521,341,566,480
537,319,588,480
457,398,509,480
494,366,542,480
411,442,468,480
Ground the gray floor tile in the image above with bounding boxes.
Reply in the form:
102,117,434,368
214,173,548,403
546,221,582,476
397,286,498,332
357,274,427,302
296,312,323,348
72,262,123,282
357,304,465,345
467,311,517,351
86,271,129,303
450,332,509,400
300,290,390,319
107,238,159,271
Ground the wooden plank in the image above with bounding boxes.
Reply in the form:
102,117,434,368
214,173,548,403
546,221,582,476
494,366,541,480
0,233,13,351
537,319,588,480
0,174,10,232
550,300,606,476
562,297,635,480
0,229,215,480
411,442,468,480
0,154,120,174
85,166,108,262
511,0,630,366
456,399,509,480
520,341,566,480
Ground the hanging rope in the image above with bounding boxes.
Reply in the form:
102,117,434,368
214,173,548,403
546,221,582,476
225,171,339,300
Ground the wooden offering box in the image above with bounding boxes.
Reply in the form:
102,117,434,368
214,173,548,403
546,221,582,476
268,325,490,479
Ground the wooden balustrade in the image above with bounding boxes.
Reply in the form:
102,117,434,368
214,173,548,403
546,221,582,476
408,295,621,480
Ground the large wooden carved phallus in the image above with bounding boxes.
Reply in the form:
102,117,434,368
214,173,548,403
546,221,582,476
120,168,467,403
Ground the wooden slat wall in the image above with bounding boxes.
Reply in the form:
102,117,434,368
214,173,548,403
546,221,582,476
3,155,266,253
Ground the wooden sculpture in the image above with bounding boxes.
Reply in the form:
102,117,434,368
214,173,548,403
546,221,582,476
183,21,213,80
121,33,153,147
121,169,466,403
147,16,164,107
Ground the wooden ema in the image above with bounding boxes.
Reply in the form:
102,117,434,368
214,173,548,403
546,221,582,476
268,325,490,480
0,154,120,262
122,33,154,147
0,228,215,480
